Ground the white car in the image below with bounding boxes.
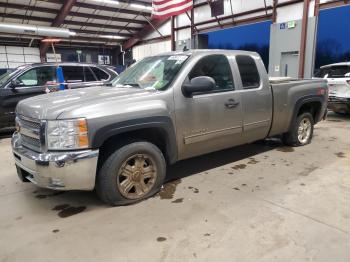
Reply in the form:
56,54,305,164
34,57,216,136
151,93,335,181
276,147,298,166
315,62,350,114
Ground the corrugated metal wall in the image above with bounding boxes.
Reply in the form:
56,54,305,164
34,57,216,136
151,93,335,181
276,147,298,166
0,46,40,69
132,40,171,61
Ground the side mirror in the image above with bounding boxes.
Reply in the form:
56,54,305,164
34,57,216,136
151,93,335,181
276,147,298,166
10,79,23,89
182,76,215,98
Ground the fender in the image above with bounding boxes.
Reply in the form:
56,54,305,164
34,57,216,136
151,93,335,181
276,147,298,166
91,116,178,164
288,94,326,130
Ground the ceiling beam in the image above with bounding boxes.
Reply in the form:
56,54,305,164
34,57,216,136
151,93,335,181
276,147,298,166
0,3,57,14
195,14,272,34
0,12,141,31
73,2,151,17
44,0,152,8
68,11,147,25
0,3,148,25
0,34,121,46
73,29,132,37
123,18,169,50
319,0,350,9
40,0,77,61
52,0,77,27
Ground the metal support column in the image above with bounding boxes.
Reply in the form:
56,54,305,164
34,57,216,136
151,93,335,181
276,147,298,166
272,0,278,23
298,0,310,78
171,16,175,51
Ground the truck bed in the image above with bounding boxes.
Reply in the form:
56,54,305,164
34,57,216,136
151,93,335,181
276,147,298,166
268,78,327,137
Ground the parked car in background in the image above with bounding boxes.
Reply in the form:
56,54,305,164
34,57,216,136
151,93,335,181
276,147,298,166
0,62,118,132
315,62,350,114
12,50,328,205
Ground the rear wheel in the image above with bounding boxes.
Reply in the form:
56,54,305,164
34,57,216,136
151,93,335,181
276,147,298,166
96,142,166,206
282,112,314,146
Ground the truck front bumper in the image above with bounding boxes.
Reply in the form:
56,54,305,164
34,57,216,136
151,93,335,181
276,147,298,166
12,132,99,191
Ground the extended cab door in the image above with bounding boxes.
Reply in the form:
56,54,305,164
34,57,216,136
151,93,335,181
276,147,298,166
174,54,243,160
235,55,273,143
0,66,53,127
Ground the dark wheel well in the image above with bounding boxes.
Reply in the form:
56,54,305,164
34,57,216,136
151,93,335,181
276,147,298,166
297,101,322,122
97,128,170,167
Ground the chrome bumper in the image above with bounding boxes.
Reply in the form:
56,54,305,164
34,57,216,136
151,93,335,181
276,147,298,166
11,132,99,191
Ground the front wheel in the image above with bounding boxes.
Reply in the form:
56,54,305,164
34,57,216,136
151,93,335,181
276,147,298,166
96,142,166,206
282,112,314,146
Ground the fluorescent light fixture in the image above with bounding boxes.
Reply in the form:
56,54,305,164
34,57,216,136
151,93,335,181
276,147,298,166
98,35,124,39
69,31,76,36
130,3,153,11
90,0,120,5
0,23,73,38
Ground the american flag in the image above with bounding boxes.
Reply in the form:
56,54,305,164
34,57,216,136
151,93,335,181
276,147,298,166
152,0,193,19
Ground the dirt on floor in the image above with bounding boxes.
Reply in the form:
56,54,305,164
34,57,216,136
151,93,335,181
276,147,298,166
1,112,350,262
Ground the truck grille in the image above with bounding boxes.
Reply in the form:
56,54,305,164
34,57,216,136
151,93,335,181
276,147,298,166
17,115,42,152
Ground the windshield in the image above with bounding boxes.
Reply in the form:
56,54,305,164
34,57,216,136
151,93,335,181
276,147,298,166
0,66,26,87
112,55,189,90
315,65,350,78
0,70,16,86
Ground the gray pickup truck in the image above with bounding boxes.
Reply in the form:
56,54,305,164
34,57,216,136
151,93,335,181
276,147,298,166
12,50,328,205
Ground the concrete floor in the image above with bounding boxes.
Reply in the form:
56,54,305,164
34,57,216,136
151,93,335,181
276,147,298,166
1,113,350,262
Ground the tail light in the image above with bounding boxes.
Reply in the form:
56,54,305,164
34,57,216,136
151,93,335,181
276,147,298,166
317,88,327,96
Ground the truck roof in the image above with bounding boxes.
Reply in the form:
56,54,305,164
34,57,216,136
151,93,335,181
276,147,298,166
149,49,260,57
320,62,350,68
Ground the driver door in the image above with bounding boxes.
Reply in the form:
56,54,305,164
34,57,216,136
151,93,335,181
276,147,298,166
0,66,54,125
174,54,243,160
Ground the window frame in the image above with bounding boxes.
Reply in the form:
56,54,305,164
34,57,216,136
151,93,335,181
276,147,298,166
187,54,235,96
91,66,111,82
13,65,56,89
235,55,261,90
83,66,98,82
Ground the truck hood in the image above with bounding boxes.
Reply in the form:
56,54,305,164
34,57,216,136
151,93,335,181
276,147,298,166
16,85,159,120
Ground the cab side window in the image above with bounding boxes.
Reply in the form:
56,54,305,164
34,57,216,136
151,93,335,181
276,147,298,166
189,54,234,92
236,55,261,89
17,66,56,87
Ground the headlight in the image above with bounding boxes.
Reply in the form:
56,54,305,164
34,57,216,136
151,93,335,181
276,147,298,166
46,118,89,150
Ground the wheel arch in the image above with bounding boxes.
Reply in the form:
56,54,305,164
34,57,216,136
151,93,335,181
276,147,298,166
91,116,178,165
289,95,324,130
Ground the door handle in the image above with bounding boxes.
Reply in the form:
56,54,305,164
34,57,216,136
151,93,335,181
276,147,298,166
225,99,239,109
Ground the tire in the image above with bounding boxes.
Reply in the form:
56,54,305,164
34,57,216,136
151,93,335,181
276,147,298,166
96,141,166,206
282,112,314,147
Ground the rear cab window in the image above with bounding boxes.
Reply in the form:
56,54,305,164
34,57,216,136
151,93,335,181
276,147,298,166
236,55,261,89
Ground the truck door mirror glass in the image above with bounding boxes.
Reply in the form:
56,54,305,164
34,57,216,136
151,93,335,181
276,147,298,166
182,76,216,97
